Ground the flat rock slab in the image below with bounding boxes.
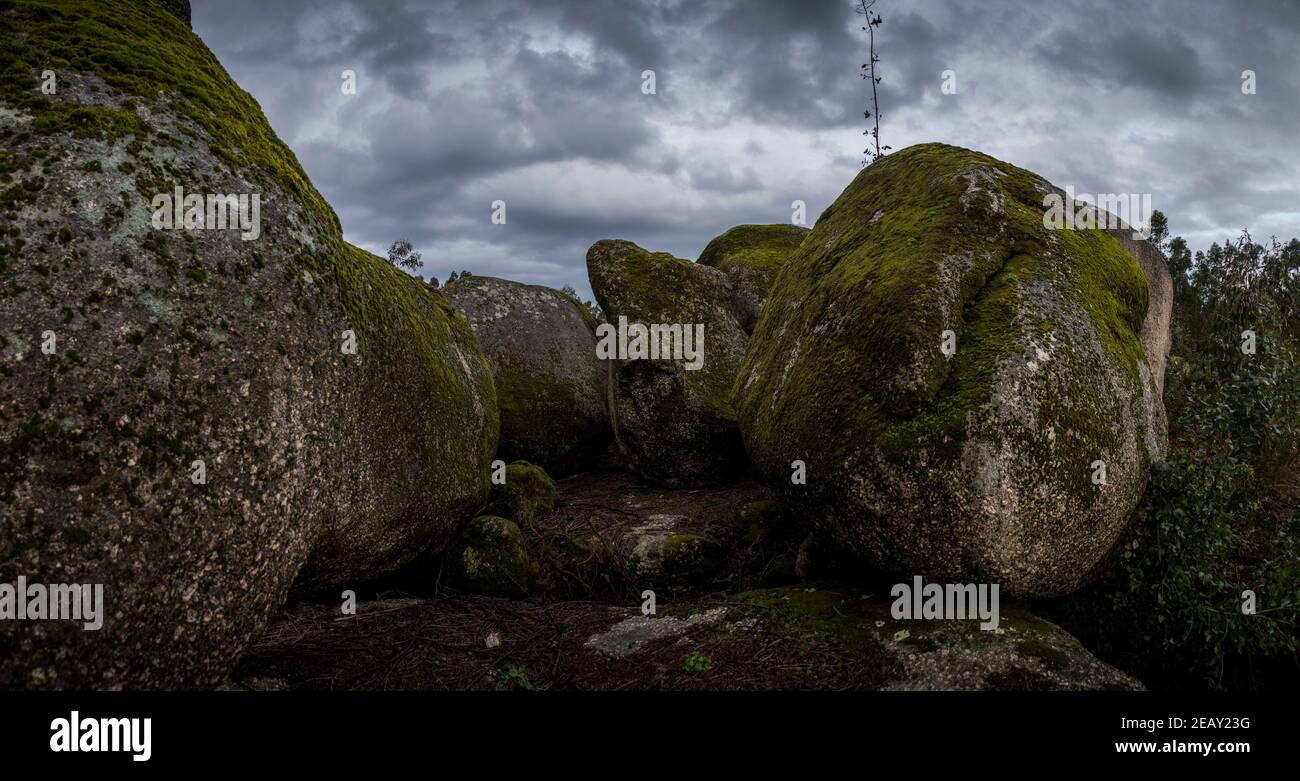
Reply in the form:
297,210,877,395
584,608,728,658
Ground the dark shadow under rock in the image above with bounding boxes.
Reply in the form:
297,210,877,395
522,470,807,600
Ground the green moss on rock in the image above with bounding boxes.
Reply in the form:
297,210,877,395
698,223,810,274
0,0,338,232
697,223,809,332
732,586,876,642
443,275,610,477
291,240,500,591
491,461,558,525
586,239,749,487
733,143,1168,597
724,585,1141,689
447,515,530,598
0,0,499,688
660,534,725,581
735,498,786,541
1016,638,1072,670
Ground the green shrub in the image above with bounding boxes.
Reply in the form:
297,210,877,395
1053,223,1300,690
495,664,536,691
1057,450,1298,689
683,651,713,673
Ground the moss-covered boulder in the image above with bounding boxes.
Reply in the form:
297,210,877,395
734,143,1170,597
627,523,726,583
289,246,499,593
586,239,749,487
735,498,787,538
444,275,610,476
697,224,809,333
490,460,558,525
659,534,725,581
445,515,530,598
0,0,497,688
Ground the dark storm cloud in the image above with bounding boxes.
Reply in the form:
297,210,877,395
1032,27,1207,99
194,0,1300,297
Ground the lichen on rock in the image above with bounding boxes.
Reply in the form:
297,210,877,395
0,0,497,688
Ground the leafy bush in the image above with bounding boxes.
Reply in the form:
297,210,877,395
1059,450,1298,689
1052,220,1300,690
495,664,536,691
385,238,422,271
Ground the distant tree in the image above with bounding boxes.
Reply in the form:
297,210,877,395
1147,210,1169,255
857,0,889,165
386,238,422,271
447,270,459,284
427,276,440,289
560,284,602,321
1168,236,1193,288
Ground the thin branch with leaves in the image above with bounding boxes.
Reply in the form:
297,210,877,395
857,0,889,165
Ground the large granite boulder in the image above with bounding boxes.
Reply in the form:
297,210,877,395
444,275,609,476
0,0,497,688
586,240,749,487
697,223,809,333
733,143,1171,597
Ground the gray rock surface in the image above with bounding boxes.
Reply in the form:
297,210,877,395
734,143,1171,597
0,1,496,688
586,239,749,487
584,607,728,658
1105,228,1173,394
444,275,610,476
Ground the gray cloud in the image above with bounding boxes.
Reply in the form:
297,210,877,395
194,0,1300,298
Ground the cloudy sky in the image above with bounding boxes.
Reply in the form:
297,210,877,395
194,0,1300,300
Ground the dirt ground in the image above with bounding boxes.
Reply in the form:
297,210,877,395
230,470,1143,692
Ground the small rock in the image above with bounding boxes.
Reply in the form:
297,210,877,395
490,461,558,525
446,516,530,598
